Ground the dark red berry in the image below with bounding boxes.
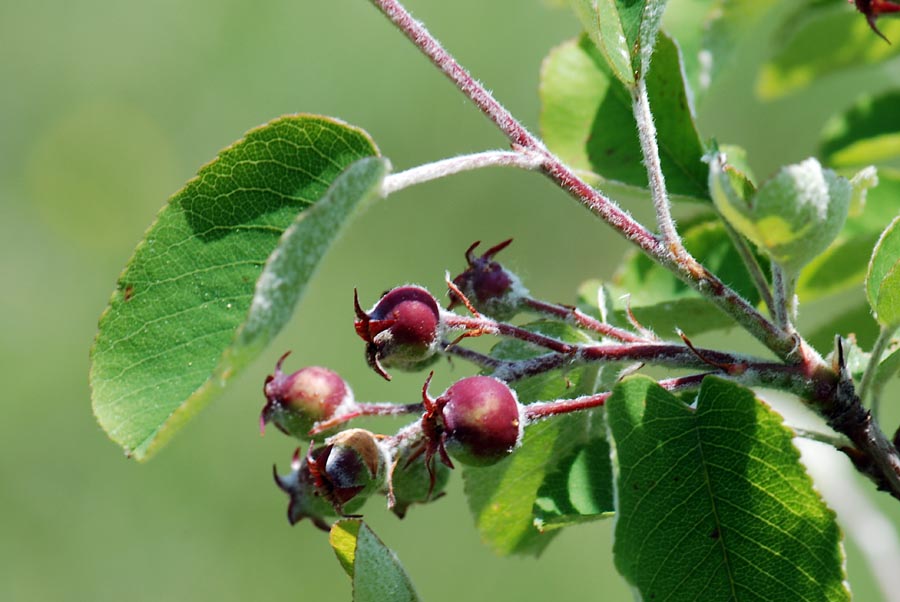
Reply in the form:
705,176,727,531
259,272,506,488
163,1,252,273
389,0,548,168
262,352,354,439
448,239,525,320
307,429,387,516
354,286,442,379
440,376,523,466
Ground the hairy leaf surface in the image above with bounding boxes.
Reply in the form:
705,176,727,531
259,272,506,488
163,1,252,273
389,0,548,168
91,115,382,460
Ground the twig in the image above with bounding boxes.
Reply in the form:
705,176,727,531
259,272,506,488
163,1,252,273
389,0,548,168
381,150,543,196
631,78,686,262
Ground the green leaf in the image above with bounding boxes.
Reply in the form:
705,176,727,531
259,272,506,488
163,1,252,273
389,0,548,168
607,376,849,601
463,321,611,556
757,7,900,100
686,0,780,104
610,218,767,336
806,301,879,355
571,0,671,85
540,33,708,200
90,115,382,460
330,520,420,602
820,91,900,169
867,215,900,327
532,434,614,532
797,170,900,301
570,0,635,87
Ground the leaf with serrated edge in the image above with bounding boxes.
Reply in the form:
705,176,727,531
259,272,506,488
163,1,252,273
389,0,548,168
867,215,900,327
91,115,381,460
540,33,707,200
608,376,849,601
464,321,607,556
330,520,420,602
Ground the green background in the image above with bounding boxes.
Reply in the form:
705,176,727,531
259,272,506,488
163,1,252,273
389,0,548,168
2,0,899,600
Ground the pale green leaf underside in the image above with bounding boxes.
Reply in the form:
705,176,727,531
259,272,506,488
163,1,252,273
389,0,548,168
608,376,848,601
464,321,611,556
867,215,900,327
90,115,381,460
330,520,420,602
540,32,708,200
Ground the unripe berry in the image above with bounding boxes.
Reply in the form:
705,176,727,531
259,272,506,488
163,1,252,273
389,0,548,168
309,429,388,515
448,239,526,320
262,352,354,439
354,286,442,379
440,376,523,466
273,447,337,531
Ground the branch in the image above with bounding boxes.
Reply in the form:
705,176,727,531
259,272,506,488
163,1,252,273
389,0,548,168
367,0,793,361
381,150,543,196
631,77,686,261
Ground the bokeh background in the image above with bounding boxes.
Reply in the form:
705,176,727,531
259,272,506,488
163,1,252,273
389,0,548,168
3,0,900,600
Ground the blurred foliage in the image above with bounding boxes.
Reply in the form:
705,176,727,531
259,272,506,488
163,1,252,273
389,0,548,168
2,0,900,600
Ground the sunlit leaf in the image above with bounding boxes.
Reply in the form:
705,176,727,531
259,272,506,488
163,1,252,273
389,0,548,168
867,214,900,327
330,520,420,602
91,115,382,460
540,33,708,200
608,376,849,601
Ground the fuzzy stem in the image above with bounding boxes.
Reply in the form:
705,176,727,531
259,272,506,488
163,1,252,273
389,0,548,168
444,313,575,354
631,78,686,261
310,402,424,434
367,0,900,498
367,0,792,360
381,150,543,196
524,373,709,421
520,296,646,343
771,265,796,331
858,324,895,415
720,220,776,317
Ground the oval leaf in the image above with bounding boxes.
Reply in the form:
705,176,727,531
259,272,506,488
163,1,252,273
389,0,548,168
867,214,900,327
540,33,708,200
90,115,382,460
330,520,420,602
571,0,671,84
607,376,849,601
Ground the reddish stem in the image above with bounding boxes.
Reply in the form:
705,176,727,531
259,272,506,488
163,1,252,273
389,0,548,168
524,373,710,421
521,296,645,343
310,402,423,434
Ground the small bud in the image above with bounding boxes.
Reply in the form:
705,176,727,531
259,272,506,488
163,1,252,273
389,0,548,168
448,239,527,320
262,352,354,439
709,155,854,275
354,286,443,379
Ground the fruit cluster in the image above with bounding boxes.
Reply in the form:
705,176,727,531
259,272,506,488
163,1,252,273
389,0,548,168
263,240,660,530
